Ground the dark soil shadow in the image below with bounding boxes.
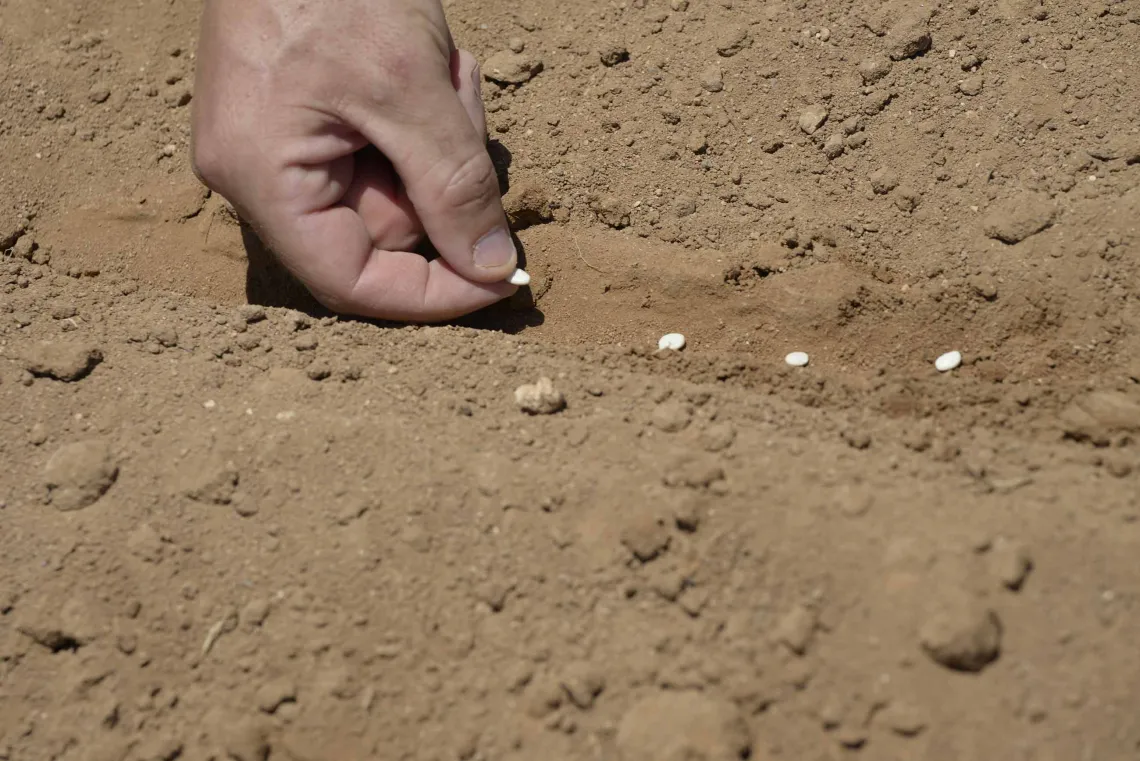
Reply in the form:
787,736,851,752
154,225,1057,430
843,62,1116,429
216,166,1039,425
242,223,331,317
488,139,512,194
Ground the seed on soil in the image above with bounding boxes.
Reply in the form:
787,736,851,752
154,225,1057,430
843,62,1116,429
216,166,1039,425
658,333,686,351
935,351,962,372
785,351,810,367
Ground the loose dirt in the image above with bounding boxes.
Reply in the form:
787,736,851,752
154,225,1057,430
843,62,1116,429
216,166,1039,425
3,0,1140,758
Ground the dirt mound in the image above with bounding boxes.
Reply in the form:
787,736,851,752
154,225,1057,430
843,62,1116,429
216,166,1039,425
3,0,1140,758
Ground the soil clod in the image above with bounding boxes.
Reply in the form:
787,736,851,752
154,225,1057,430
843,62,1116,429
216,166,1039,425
616,691,751,761
983,193,1058,244
483,51,543,84
515,377,566,414
44,439,118,511
920,597,1003,672
23,341,103,381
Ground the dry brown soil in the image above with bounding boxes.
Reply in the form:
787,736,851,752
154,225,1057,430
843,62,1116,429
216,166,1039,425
3,0,1140,759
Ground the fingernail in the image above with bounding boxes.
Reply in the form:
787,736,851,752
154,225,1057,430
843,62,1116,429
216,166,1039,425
473,226,516,269
472,62,482,90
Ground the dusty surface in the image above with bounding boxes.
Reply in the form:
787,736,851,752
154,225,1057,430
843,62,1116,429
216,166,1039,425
3,0,1140,758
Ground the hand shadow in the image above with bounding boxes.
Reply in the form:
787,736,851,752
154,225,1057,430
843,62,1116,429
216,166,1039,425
488,139,512,195
241,223,331,317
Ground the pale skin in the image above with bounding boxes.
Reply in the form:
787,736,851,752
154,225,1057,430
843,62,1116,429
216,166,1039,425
191,0,519,322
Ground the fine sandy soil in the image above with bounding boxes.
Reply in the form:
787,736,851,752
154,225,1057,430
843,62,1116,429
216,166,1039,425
3,0,1140,759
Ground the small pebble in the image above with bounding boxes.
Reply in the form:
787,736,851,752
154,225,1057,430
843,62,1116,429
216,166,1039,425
508,268,531,287
823,134,846,159
658,333,686,351
935,351,962,372
514,377,566,415
959,75,984,96
785,351,810,367
798,104,829,135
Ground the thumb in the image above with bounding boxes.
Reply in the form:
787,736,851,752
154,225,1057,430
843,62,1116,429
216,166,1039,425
453,49,487,139
355,59,516,284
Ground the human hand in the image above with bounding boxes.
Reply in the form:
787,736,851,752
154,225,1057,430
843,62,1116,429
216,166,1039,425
191,0,519,322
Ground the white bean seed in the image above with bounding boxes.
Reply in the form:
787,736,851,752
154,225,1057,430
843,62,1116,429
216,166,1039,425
508,268,531,287
935,350,962,372
658,333,686,351
785,351,810,367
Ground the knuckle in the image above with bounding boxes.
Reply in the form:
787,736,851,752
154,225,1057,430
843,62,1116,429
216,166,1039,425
437,151,499,214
